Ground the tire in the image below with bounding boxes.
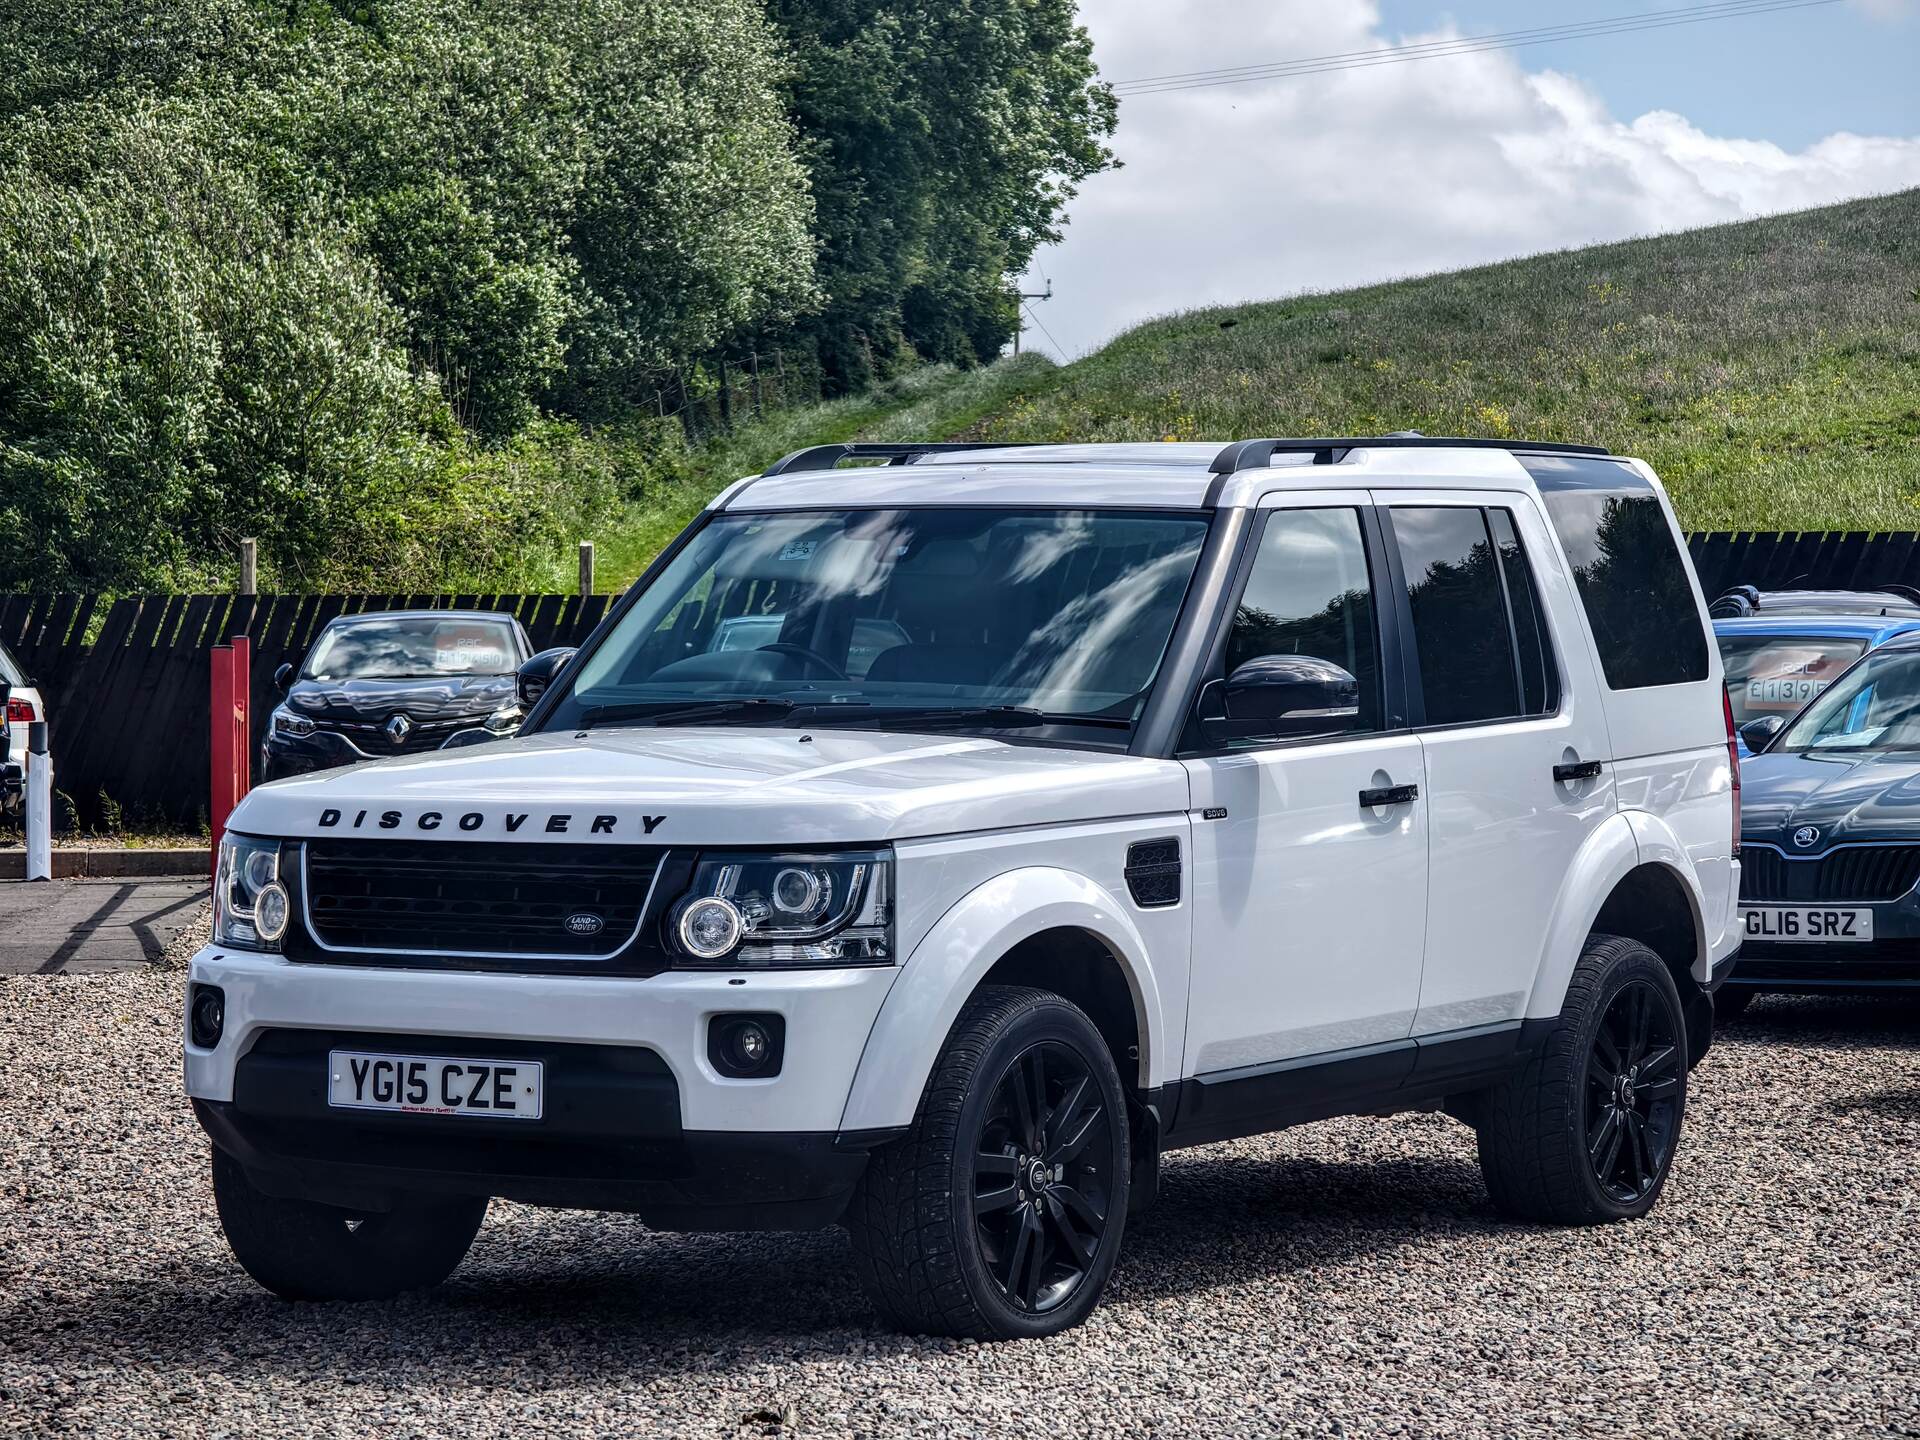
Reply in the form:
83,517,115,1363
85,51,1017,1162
212,1147,487,1301
1714,986,1757,1022
846,986,1130,1339
1476,935,1687,1225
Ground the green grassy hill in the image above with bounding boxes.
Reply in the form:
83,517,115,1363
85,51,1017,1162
610,188,1918,584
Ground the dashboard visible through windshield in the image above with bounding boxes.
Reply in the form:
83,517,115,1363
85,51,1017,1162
1776,647,1920,754
545,508,1212,745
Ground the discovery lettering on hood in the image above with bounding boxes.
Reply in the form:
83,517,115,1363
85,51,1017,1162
316,807,666,836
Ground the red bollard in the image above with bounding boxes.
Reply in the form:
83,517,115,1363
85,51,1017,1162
209,636,252,872
232,633,251,798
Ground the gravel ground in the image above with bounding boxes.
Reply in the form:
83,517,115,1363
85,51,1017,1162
3,973,1916,1439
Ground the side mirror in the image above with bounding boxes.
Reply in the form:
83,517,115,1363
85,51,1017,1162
517,647,577,708
1740,715,1786,753
273,662,294,694
1204,655,1361,742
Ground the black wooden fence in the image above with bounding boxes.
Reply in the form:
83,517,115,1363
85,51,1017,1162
0,593,611,828
1684,532,1920,601
5,532,1920,828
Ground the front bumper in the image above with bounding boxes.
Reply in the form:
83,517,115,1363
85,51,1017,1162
185,946,901,1224
1729,900,1920,993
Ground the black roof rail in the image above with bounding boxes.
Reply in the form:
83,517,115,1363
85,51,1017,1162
1207,432,1611,475
762,442,1041,476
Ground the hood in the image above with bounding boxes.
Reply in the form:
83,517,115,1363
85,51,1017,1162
285,675,516,724
230,727,1189,845
1741,748,1920,849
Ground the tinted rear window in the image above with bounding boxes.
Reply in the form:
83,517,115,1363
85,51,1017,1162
1524,455,1709,690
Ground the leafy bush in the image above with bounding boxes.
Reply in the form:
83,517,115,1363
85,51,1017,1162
0,102,427,590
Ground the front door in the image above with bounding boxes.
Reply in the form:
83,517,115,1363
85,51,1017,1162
1181,496,1428,1088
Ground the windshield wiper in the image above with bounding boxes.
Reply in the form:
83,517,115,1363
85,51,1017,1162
578,698,799,730
802,704,1132,733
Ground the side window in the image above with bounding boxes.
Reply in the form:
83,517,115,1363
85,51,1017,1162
1523,455,1709,690
1225,506,1383,734
1389,507,1520,726
1487,508,1559,716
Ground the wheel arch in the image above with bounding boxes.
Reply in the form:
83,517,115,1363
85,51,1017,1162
839,867,1166,1134
1525,812,1708,1021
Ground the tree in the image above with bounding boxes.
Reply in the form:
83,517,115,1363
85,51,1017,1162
767,0,1115,390
0,101,426,590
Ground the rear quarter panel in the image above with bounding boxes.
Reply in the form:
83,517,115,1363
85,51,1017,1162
1589,463,1737,968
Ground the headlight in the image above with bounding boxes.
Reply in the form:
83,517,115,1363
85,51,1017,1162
482,705,522,734
214,835,287,951
668,851,892,968
270,706,315,737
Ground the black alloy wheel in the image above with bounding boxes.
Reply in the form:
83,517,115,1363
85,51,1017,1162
1584,978,1683,1204
971,1041,1116,1316
846,986,1131,1337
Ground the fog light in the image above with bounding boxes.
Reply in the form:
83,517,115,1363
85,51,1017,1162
708,1013,785,1079
189,984,226,1049
676,896,744,960
254,882,291,944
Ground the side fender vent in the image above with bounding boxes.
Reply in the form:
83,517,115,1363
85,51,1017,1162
1124,838,1182,908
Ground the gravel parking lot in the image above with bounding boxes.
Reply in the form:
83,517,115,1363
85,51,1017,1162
3,971,1916,1439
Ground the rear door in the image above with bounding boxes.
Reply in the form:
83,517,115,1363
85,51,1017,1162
1378,494,1615,1036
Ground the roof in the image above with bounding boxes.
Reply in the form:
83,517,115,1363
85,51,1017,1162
716,436,1636,513
1708,586,1920,620
1712,613,1920,644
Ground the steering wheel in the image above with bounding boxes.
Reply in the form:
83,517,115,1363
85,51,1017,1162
756,643,849,682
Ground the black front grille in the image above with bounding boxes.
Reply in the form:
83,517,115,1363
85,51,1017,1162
299,840,666,958
1740,844,1920,903
318,715,474,755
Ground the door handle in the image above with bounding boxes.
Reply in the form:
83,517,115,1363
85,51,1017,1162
1553,760,1604,782
1359,783,1418,808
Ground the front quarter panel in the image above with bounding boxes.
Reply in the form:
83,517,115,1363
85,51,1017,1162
839,835,1186,1133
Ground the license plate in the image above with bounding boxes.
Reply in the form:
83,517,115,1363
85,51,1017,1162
327,1050,544,1120
1740,907,1874,943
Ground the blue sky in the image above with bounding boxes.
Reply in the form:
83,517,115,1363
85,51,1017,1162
1374,0,1917,146
1018,0,1920,360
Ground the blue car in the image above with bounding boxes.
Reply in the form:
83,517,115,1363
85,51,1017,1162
1712,588,1920,756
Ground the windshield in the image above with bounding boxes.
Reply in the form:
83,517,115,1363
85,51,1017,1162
1775,648,1920,754
0,641,22,687
544,508,1212,743
1718,633,1867,727
302,618,520,680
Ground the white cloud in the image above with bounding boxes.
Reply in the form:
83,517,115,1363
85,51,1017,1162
1018,0,1920,358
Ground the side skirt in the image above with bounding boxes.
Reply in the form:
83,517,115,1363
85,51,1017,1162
1154,1021,1530,1151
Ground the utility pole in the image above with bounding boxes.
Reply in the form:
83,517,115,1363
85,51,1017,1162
1012,278,1053,355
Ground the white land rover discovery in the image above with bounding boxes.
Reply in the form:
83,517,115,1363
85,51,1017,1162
186,436,1742,1338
